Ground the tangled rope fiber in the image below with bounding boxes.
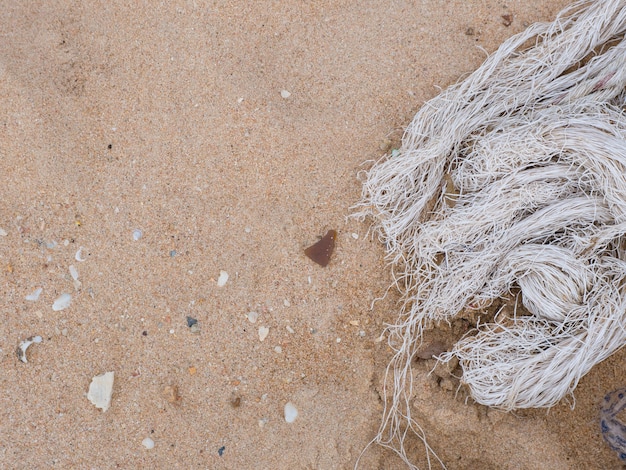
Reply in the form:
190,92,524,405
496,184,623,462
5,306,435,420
358,1,626,467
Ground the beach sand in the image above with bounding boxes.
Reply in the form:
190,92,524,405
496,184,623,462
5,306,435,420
0,1,623,468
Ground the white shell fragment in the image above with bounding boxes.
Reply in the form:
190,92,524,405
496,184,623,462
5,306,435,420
217,270,229,287
52,293,72,311
17,335,42,363
75,246,87,262
246,311,258,323
280,89,291,99
258,326,269,342
284,402,298,423
87,371,115,412
69,265,79,281
25,287,42,302
132,229,143,241
142,437,155,449
69,265,82,290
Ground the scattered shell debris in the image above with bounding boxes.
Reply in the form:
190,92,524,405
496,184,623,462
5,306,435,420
142,437,155,449
75,247,87,262
246,311,258,323
284,402,298,423
258,326,269,342
87,371,115,412
25,287,42,302
304,229,337,267
52,293,71,311
132,229,143,241
17,335,42,363
217,270,229,287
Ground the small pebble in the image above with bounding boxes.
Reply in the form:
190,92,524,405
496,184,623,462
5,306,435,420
218,446,225,457
132,229,143,241
244,227,251,233
280,89,291,99
61,328,68,336
0,228,7,236
284,402,298,423
351,233,359,239
142,437,155,449
274,346,282,353
163,385,181,404
286,325,295,334
217,270,229,287
186,316,198,327
246,311,259,323
52,293,72,311
283,299,290,307
25,287,42,302
258,326,269,342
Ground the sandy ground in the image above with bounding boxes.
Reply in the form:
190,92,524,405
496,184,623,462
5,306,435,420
0,1,624,468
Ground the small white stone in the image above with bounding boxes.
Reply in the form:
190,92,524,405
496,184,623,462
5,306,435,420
52,293,71,311
132,229,143,241
336,337,341,343
246,311,259,323
0,228,7,236
258,326,269,342
244,227,251,233
217,270,229,287
286,325,295,334
25,287,42,302
351,232,359,239
280,89,291,99
283,299,290,307
274,346,282,353
142,437,155,449
284,402,298,423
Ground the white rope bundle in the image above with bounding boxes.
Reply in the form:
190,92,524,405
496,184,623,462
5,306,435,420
357,1,626,467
